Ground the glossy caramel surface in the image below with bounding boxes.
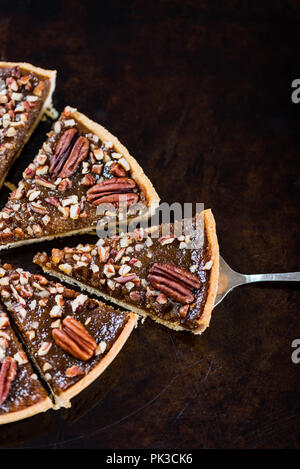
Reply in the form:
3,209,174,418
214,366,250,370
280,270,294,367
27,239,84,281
0,0,299,450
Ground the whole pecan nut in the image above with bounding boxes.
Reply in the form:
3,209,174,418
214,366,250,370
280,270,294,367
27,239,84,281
52,316,96,361
148,263,201,304
0,356,17,406
86,177,139,207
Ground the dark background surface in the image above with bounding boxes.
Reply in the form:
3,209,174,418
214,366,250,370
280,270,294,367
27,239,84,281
0,0,299,449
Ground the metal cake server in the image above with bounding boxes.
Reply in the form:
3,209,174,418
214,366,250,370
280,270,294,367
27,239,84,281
214,256,300,307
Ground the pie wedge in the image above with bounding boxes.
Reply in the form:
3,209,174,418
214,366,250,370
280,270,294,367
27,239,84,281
0,304,52,425
0,61,56,188
34,209,219,334
0,263,137,409
0,106,159,249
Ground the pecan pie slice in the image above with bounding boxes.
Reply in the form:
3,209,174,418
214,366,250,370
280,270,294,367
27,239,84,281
0,62,56,188
34,209,219,334
0,106,159,249
0,264,137,408
0,304,52,424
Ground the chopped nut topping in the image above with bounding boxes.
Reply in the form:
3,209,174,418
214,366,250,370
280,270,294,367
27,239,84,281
71,293,88,312
0,315,9,329
157,293,168,304
51,319,61,329
42,362,52,372
49,304,63,318
25,330,36,341
202,260,213,270
59,263,73,275
159,236,175,246
95,341,107,356
104,263,115,278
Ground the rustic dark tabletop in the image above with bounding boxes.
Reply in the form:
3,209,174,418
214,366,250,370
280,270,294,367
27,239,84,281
0,0,299,449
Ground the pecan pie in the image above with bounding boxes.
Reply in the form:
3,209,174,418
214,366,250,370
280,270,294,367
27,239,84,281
0,264,137,408
0,62,56,188
0,304,52,425
34,209,219,334
0,106,159,249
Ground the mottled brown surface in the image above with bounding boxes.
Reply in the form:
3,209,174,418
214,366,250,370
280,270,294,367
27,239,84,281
0,0,299,449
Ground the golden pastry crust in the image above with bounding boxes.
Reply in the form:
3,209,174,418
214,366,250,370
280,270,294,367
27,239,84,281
0,397,52,425
0,61,56,188
54,312,138,408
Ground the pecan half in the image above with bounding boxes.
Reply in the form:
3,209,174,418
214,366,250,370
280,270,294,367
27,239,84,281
58,136,90,178
0,357,17,406
52,316,96,361
86,177,139,207
49,128,78,177
148,263,201,304
65,365,84,377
